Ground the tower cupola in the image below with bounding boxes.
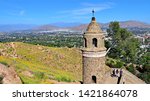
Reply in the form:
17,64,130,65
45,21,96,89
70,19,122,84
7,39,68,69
86,17,102,33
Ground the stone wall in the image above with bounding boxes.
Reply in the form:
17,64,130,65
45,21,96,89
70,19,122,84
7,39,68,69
83,56,106,84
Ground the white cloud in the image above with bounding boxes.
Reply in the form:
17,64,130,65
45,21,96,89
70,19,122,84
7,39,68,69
7,10,26,16
81,2,114,7
51,2,114,22
60,2,113,16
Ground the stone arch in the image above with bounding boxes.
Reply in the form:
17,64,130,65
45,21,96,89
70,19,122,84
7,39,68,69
92,38,97,47
92,75,97,83
84,38,87,47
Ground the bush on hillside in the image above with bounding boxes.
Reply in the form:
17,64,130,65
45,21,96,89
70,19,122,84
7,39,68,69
34,72,45,79
106,58,124,68
115,61,124,68
56,75,72,82
106,58,115,68
126,64,136,75
137,72,150,84
0,75,3,84
0,61,9,67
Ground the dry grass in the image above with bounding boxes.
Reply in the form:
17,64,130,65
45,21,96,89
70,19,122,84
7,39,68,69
0,42,82,84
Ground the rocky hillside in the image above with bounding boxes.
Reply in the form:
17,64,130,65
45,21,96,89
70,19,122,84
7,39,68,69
0,63,22,84
0,42,82,84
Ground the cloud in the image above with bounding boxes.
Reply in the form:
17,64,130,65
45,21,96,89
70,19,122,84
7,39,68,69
60,2,113,16
7,9,25,16
81,2,114,7
50,2,114,22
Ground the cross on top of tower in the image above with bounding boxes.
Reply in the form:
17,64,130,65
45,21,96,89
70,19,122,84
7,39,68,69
92,9,95,17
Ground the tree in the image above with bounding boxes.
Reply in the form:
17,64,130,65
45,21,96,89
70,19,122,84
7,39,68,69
107,21,140,64
107,22,120,42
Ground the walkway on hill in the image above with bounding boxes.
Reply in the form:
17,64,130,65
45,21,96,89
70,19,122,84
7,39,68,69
104,68,145,84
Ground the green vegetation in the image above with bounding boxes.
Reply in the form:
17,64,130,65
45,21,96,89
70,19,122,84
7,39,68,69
107,21,140,63
0,42,82,84
137,52,150,83
106,21,150,83
0,34,83,48
0,61,9,67
0,75,3,84
106,58,125,68
126,64,136,75
138,72,150,84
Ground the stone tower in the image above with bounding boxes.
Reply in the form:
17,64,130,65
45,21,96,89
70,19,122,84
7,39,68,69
82,16,106,84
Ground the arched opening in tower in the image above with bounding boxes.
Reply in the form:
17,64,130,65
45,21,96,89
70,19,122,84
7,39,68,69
92,75,97,83
84,38,87,47
92,38,97,47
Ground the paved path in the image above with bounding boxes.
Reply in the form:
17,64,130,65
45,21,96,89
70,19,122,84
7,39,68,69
104,68,145,84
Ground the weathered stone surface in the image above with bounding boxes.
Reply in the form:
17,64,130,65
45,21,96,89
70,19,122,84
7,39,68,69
0,63,22,84
83,57,106,83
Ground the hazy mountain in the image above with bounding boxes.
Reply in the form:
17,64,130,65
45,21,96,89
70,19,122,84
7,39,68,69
0,21,150,32
0,24,36,32
51,22,82,27
33,24,60,31
120,21,150,28
101,21,150,28
68,24,88,31
52,21,150,31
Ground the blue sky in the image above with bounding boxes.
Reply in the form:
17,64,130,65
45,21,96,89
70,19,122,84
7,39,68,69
0,0,150,24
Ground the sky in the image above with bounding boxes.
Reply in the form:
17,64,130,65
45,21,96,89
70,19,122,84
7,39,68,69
0,0,150,24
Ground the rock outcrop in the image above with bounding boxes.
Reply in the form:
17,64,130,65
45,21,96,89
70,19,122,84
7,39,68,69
0,63,22,84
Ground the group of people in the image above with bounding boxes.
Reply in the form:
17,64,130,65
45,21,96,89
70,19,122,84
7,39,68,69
112,68,123,77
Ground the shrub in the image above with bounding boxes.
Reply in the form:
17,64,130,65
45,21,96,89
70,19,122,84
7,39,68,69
0,75,4,84
127,64,136,75
143,64,150,72
106,58,124,68
115,61,124,68
34,72,45,79
106,59,115,68
0,61,9,67
137,72,150,84
56,75,71,82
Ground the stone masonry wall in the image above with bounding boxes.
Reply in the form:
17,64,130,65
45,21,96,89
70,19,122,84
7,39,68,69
83,56,106,84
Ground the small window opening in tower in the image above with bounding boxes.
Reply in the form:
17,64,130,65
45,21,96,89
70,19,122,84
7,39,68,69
92,38,97,47
92,76,97,83
84,38,87,47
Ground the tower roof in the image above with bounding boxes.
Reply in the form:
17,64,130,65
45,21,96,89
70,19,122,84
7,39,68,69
86,17,102,33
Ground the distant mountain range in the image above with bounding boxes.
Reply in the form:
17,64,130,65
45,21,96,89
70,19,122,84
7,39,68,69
0,24,36,32
51,22,82,27
0,21,150,32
